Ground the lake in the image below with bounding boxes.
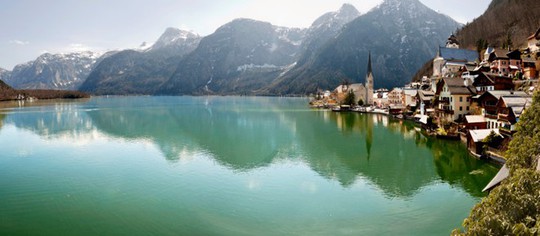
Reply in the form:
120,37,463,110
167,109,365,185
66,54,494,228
0,96,498,235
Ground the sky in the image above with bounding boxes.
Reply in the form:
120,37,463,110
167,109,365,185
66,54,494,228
0,0,491,70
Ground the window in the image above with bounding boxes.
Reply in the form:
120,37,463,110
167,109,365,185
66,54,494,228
467,97,470,102
460,96,463,102
460,106,463,111
467,106,470,111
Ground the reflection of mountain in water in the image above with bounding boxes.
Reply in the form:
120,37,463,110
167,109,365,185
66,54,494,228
3,101,94,138
0,113,5,129
0,97,497,198
85,97,297,170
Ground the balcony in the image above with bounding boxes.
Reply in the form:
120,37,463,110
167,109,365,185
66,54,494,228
436,106,454,114
485,113,498,119
438,97,450,104
500,123,517,135
498,113,510,122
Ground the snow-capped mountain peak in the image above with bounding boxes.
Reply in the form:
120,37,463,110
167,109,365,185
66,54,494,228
310,3,360,30
149,27,201,51
5,51,104,90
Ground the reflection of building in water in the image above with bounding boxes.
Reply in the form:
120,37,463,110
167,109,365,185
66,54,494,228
365,113,373,159
4,97,497,199
0,113,5,129
373,114,388,127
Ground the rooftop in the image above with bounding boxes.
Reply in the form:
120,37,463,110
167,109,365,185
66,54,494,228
482,90,529,100
443,77,476,95
501,96,533,108
439,47,479,62
403,89,418,96
466,115,486,124
469,129,501,143
418,90,435,101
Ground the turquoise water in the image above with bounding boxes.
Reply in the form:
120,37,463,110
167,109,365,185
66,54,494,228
0,96,497,235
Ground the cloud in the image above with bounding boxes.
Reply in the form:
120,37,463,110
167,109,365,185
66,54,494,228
9,40,29,45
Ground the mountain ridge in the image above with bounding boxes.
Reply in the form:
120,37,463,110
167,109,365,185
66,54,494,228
79,27,202,95
264,0,461,94
159,18,306,95
4,51,103,90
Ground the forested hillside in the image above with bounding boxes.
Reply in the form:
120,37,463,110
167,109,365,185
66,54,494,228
456,0,540,50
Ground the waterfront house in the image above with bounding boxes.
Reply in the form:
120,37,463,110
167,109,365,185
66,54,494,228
467,129,502,157
475,90,529,130
495,95,533,135
465,115,487,130
416,90,435,115
388,88,403,106
435,77,477,122
374,89,389,108
402,89,418,108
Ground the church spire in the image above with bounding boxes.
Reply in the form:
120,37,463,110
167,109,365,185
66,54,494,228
365,51,374,105
367,51,373,75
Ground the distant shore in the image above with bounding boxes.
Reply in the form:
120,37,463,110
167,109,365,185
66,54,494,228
0,89,90,101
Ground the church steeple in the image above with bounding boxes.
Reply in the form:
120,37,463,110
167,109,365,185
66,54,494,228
367,51,373,76
365,52,374,105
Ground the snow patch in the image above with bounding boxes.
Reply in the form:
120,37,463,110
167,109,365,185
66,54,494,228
237,64,279,72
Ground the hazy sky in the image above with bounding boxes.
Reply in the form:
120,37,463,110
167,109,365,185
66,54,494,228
0,0,491,70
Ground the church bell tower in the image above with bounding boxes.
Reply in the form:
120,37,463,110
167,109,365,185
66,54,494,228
366,52,374,105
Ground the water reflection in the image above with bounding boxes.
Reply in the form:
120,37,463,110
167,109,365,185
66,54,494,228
0,97,497,198
0,113,5,129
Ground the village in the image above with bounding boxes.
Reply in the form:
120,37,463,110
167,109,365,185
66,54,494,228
310,27,540,163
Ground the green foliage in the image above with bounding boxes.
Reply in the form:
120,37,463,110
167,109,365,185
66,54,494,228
456,0,540,51
502,32,514,50
454,91,540,235
475,38,489,55
452,169,540,235
358,98,364,106
507,91,540,171
514,71,523,81
343,90,356,106
482,130,503,148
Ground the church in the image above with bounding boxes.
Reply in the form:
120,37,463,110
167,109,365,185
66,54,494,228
335,52,374,106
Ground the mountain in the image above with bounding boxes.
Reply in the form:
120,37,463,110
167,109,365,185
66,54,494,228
266,0,461,94
159,18,305,95
0,68,10,83
297,4,361,66
4,51,102,90
257,4,360,95
456,0,540,49
0,78,14,92
0,78,17,101
79,28,201,95
148,27,200,54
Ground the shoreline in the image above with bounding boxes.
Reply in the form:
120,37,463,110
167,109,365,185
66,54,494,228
320,106,506,166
